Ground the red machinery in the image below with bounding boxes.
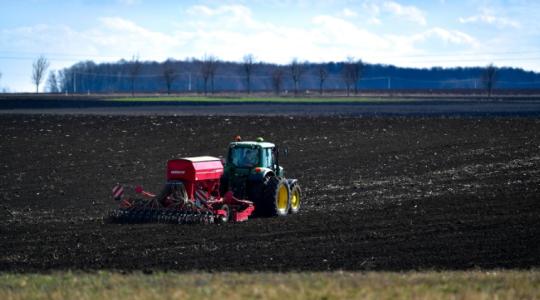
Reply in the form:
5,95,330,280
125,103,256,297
109,156,254,224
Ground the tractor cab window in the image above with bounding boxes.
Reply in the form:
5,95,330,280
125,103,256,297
230,147,260,168
262,147,274,168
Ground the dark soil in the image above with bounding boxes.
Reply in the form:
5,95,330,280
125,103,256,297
0,114,539,272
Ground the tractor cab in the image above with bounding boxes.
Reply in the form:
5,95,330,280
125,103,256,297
225,137,284,177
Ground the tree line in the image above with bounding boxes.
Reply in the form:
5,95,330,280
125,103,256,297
27,54,540,96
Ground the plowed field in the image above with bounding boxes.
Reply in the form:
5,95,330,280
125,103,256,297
1,114,539,272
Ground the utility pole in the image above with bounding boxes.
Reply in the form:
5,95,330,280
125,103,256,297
188,72,192,92
73,72,77,94
387,77,391,90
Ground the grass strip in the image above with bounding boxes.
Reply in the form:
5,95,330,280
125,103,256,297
1,270,538,300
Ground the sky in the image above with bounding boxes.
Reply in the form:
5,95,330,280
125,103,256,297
0,0,539,92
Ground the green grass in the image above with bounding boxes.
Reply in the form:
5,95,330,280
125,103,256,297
1,271,539,300
107,96,412,103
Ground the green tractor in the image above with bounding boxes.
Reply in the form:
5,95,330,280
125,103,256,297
220,137,301,217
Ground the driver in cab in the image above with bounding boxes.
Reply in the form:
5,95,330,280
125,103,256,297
242,148,259,167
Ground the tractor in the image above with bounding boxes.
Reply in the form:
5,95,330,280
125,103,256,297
107,137,300,224
221,136,301,217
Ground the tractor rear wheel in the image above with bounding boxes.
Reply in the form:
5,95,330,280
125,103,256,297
262,176,290,217
289,184,301,214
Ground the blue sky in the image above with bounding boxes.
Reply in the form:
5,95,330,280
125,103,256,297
1,0,539,92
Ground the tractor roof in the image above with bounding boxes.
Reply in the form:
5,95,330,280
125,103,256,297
230,141,275,148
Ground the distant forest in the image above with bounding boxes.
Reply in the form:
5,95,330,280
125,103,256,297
49,57,540,94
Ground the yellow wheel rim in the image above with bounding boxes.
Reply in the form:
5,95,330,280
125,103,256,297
291,189,300,209
277,184,288,211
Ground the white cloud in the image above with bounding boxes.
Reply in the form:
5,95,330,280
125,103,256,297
341,8,358,18
93,17,178,58
99,17,142,32
359,1,426,26
459,12,520,29
185,5,214,16
414,27,478,46
384,27,479,65
363,1,381,14
368,17,382,25
0,18,181,65
186,4,251,18
311,15,389,49
382,1,427,26
361,2,382,25
185,4,264,31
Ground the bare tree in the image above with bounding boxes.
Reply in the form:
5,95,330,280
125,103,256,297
290,58,306,96
351,58,363,95
342,57,363,96
129,55,142,96
162,59,177,95
342,62,354,96
199,54,218,95
243,54,255,94
482,63,497,97
46,70,59,93
317,63,329,95
199,60,209,95
32,55,50,93
271,68,284,95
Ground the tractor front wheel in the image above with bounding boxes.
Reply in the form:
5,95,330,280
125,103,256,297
289,184,301,214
